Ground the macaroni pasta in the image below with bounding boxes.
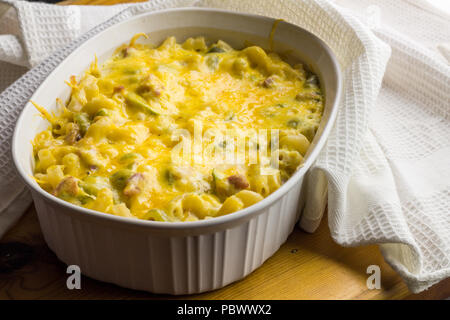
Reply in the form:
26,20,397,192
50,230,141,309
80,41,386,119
32,35,324,222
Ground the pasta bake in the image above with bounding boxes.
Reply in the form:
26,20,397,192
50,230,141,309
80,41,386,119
32,34,324,222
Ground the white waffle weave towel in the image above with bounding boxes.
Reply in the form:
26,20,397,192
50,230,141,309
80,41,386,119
0,0,448,293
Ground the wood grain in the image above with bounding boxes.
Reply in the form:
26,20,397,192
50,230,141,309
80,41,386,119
1,205,449,300
1,0,448,300
59,0,147,5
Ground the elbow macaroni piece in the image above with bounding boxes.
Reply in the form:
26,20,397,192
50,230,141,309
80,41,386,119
32,35,324,222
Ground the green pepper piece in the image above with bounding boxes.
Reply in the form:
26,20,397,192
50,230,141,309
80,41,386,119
119,152,140,163
164,169,175,185
207,46,226,53
287,118,301,128
110,169,133,190
212,168,225,181
143,209,170,222
74,113,90,136
94,108,110,117
124,91,159,115
79,176,108,196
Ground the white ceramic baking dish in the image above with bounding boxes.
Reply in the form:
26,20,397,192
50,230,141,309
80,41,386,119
12,8,341,294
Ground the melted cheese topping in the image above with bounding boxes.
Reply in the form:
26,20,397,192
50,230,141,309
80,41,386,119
32,35,323,222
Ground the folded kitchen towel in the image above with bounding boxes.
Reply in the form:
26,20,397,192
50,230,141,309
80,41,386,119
0,0,448,293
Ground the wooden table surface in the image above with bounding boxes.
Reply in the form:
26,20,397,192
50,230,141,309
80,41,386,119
1,0,449,300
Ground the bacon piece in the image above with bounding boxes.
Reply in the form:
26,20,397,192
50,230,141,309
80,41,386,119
137,75,164,98
123,173,144,197
55,177,79,197
227,174,249,190
261,76,275,88
65,123,81,145
113,85,125,93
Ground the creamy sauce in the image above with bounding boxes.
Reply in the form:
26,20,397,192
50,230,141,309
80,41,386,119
32,35,323,222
